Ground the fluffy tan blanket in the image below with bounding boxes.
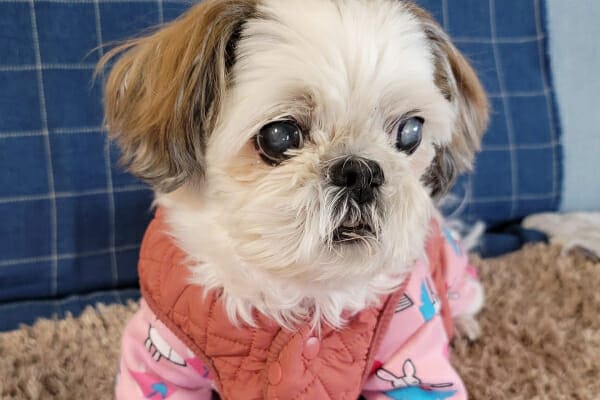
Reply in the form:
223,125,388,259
0,244,598,399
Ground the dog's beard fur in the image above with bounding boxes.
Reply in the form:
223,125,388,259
159,162,432,330
101,0,488,330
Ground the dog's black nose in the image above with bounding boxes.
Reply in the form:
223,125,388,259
329,156,384,204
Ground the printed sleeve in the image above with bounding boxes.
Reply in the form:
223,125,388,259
361,319,467,400
115,300,214,400
440,225,484,318
360,259,468,400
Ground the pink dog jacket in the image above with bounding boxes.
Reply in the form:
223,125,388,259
116,209,480,399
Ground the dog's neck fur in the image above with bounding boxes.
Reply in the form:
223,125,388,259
155,189,426,331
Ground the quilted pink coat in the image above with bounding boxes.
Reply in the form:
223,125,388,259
115,209,480,399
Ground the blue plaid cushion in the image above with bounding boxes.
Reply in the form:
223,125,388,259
0,289,140,331
417,0,562,223
0,0,561,330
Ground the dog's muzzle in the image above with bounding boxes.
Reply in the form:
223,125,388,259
328,156,384,205
328,156,384,242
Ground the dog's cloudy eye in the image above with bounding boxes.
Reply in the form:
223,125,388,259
395,117,424,155
255,120,303,164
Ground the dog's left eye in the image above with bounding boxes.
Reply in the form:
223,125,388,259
255,120,303,165
395,117,424,155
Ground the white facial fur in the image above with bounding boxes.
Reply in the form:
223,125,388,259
157,0,458,329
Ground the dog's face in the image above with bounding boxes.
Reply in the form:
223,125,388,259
101,0,487,325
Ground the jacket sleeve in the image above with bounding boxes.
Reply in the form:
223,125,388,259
359,223,482,400
439,225,484,319
115,300,214,400
360,297,469,400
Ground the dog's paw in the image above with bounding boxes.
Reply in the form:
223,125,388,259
453,314,481,341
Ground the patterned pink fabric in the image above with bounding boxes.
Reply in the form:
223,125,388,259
362,227,479,400
116,300,214,400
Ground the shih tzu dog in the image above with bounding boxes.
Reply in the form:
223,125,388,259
101,0,488,399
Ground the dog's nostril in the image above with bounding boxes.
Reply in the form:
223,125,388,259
344,170,358,187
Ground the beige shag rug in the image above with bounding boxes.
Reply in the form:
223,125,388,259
0,244,598,400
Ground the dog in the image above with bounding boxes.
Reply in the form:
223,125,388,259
100,1,488,399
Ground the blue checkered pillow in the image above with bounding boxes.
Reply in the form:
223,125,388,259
417,0,562,222
0,0,561,330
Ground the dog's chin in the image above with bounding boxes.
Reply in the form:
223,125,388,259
328,223,383,271
332,223,376,244
160,199,427,329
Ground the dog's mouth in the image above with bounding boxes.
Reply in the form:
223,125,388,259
332,220,376,243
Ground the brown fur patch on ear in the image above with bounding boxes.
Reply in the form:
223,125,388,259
97,0,258,192
404,2,489,199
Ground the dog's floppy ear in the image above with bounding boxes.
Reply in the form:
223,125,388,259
406,4,489,199
98,0,257,192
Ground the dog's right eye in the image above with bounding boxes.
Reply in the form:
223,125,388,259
395,117,424,155
255,120,303,165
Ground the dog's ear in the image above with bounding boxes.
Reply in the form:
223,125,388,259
98,0,257,192
406,4,489,199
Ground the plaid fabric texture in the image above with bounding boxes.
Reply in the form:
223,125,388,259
423,0,562,224
0,0,561,331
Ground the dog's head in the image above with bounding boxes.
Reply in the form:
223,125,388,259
101,0,488,326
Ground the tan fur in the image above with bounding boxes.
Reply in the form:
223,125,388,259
404,2,489,198
98,0,258,192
